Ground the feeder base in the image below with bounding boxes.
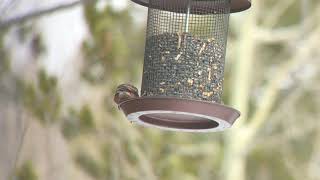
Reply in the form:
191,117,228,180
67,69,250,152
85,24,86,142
119,97,240,132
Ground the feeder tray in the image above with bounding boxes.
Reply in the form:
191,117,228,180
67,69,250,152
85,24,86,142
120,97,240,132
115,0,250,132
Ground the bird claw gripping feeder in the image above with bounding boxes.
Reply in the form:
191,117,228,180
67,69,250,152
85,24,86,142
114,0,251,132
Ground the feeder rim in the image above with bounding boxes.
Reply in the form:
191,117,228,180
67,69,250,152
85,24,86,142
119,96,238,111
130,0,251,13
119,96,240,132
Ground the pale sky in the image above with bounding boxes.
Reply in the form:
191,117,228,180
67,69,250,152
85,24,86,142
5,0,141,77
38,0,146,76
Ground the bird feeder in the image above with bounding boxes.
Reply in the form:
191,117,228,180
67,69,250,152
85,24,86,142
115,0,251,132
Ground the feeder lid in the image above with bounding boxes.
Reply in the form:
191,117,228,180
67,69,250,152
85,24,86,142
130,0,251,14
119,97,240,132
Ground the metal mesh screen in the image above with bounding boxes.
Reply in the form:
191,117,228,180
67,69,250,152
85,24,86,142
141,0,231,103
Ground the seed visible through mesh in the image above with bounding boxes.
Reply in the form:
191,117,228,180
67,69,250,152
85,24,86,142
141,32,225,103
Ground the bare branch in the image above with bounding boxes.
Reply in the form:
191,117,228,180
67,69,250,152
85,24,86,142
10,115,30,180
246,26,320,137
243,5,320,138
254,26,300,43
255,4,320,44
0,0,20,17
228,1,259,126
262,0,296,27
0,0,95,29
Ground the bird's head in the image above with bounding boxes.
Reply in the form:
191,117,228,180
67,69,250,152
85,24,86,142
114,84,139,105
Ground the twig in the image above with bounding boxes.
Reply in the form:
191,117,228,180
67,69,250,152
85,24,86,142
10,81,31,180
263,0,296,27
0,0,19,17
254,26,299,43
229,3,257,125
0,0,94,28
247,27,320,137
10,118,30,180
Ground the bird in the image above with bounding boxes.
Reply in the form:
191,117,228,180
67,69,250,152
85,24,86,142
114,84,139,107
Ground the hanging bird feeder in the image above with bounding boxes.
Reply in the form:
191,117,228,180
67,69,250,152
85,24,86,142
114,0,251,132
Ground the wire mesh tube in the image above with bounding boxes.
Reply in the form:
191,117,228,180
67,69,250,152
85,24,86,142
141,0,231,103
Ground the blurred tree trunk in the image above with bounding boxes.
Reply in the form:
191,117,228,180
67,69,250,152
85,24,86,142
221,1,320,180
0,76,28,180
221,2,258,179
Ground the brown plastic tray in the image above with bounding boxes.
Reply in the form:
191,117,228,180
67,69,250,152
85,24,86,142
119,97,240,132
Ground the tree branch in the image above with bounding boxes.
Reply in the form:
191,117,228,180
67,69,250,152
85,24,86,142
246,27,320,138
0,0,20,17
262,0,296,27
255,4,320,44
228,2,258,126
254,26,299,43
221,2,260,180
0,0,94,28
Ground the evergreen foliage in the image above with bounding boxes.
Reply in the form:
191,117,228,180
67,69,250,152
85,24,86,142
81,3,143,85
0,30,10,76
22,69,61,125
75,151,105,179
62,105,95,139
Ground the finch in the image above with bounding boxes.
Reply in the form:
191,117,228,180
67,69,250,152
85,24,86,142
114,84,139,106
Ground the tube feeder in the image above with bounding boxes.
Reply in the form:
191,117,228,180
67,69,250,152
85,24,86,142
114,0,251,132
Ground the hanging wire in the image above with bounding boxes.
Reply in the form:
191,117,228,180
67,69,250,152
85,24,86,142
184,0,191,32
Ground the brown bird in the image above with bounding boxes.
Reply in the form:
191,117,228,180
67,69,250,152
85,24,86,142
114,84,139,107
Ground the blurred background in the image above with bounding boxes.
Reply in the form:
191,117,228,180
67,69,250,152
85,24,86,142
0,0,320,180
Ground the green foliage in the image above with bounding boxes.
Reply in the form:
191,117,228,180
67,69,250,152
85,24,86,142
287,128,316,163
79,104,95,130
81,3,143,85
75,144,115,179
0,30,11,76
17,24,33,43
62,105,95,140
30,34,46,58
296,90,319,114
75,151,105,179
22,69,61,125
0,57,10,76
274,0,301,27
61,108,79,139
247,148,295,180
38,69,57,94
123,140,139,165
17,24,46,57
100,144,112,177
15,161,38,180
